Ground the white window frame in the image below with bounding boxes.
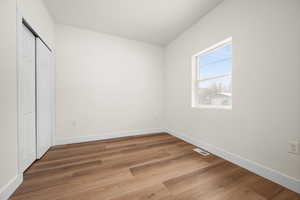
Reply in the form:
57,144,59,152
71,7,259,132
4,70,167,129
191,37,233,110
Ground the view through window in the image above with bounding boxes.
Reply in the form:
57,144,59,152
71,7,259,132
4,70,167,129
192,39,232,108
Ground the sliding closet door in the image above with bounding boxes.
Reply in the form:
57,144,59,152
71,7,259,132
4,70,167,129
20,25,37,171
36,38,54,158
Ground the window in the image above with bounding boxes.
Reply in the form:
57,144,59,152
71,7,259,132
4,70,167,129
192,38,232,109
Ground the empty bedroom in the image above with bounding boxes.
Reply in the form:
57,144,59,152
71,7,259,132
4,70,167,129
0,0,300,199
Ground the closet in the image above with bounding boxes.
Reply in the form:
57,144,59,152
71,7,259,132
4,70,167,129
20,22,54,172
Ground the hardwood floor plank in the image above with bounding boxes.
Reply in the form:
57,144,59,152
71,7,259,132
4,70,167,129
130,152,215,181
70,150,171,179
207,185,267,200
109,184,171,200
245,177,284,199
271,190,300,200
24,159,103,178
168,168,253,200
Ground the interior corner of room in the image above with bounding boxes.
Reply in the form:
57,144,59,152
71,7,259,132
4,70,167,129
0,0,300,199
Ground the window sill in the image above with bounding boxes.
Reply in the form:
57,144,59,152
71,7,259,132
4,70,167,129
192,105,232,110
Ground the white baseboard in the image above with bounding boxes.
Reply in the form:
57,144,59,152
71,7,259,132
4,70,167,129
55,128,165,145
166,129,300,194
0,174,23,200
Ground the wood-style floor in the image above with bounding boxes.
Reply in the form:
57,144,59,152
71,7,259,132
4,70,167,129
11,133,300,200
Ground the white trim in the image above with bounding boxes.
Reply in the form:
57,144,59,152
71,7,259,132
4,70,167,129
192,37,232,58
166,129,300,194
55,128,164,145
0,174,23,200
193,105,232,110
197,74,231,82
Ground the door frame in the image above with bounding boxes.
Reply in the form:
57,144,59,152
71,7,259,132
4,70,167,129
17,9,54,175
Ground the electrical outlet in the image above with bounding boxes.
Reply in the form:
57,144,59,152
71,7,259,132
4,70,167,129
288,140,300,155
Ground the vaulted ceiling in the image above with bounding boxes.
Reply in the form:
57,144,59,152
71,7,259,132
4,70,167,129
44,0,223,46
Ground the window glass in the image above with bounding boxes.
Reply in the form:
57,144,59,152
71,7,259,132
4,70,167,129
193,39,232,108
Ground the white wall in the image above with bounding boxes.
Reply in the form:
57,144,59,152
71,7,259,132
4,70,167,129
165,0,300,181
55,25,164,143
0,0,19,194
18,0,55,49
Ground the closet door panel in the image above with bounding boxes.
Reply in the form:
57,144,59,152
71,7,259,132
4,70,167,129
20,25,37,171
36,38,53,158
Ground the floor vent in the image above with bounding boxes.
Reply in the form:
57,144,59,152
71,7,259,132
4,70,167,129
193,148,210,156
